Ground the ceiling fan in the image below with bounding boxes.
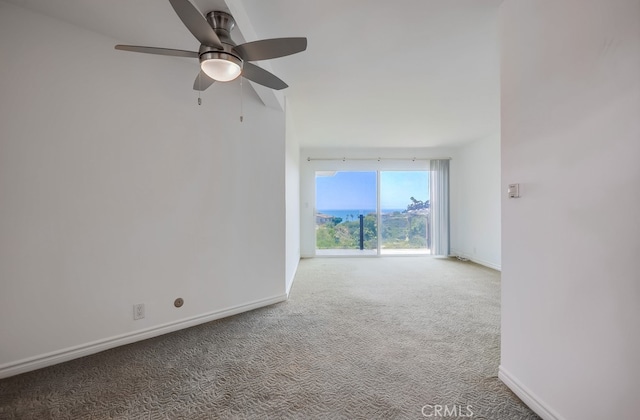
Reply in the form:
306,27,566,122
115,0,307,92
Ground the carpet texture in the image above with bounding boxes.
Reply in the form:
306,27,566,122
0,257,539,419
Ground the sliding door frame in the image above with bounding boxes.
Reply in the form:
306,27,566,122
307,158,433,257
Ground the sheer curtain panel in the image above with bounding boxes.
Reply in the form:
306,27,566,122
430,159,450,256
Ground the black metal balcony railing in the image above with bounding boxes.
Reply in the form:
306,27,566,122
316,210,430,250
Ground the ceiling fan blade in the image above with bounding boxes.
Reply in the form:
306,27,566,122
167,0,223,49
115,45,199,58
193,70,215,91
242,62,288,90
233,37,307,62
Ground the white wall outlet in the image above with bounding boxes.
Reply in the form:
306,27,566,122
133,303,145,320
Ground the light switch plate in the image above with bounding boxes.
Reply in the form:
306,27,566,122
508,183,520,198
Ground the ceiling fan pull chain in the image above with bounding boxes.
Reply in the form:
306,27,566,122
239,77,244,123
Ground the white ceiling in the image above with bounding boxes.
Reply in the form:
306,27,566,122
4,0,501,149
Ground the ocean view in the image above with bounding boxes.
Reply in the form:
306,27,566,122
317,209,406,222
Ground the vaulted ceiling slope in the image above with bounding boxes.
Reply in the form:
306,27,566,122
4,0,501,148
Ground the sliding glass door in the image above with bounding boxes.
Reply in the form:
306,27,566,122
380,171,430,255
315,170,430,256
315,171,378,256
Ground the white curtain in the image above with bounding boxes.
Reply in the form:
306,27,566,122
430,159,450,256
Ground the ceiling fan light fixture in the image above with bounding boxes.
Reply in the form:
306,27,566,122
200,52,242,82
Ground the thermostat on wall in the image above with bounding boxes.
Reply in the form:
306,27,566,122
508,184,520,198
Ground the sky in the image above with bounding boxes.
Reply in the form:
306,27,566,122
316,171,429,210
380,171,429,209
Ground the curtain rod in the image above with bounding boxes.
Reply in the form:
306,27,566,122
306,157,452,162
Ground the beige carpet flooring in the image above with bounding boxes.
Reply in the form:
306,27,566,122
0,257,539,419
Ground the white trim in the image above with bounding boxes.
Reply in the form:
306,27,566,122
450,248,501,271
470,257,501,271
286,258,299,297
0,294,287,379
498,365,566,420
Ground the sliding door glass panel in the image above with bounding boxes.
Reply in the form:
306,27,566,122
380,171,430,255
315,171,378,256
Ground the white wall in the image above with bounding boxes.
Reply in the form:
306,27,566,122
500,1,640,419
285,101,300,293
451,135,501,270
0,2,287,377
299,147,459,257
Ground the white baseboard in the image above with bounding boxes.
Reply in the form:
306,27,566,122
286,275,295,297
498,365,565,420
286,258,300,297
450,248,501,271
0,294,287,379
470,256,501,271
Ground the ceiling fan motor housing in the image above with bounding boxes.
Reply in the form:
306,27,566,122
206,11,235,37
199,11,242,67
